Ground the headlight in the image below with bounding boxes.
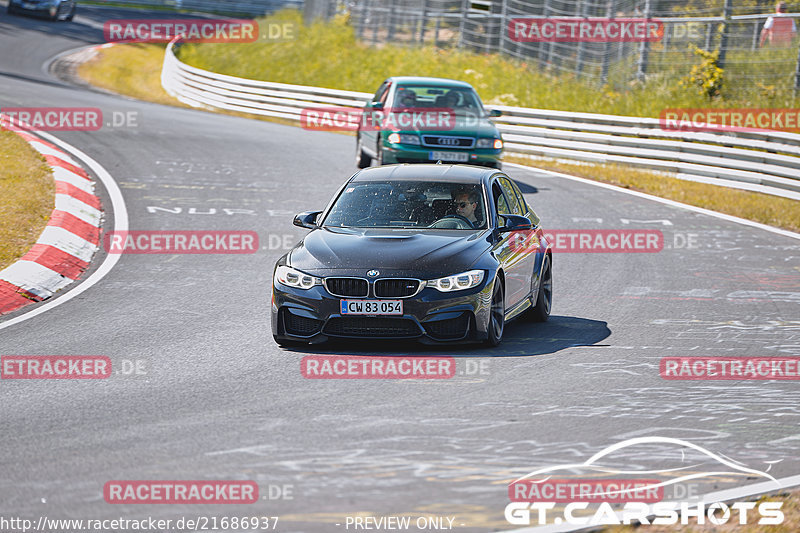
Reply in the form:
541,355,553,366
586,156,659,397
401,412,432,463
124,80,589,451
427,269,484,292
387,133,421,145
274,265,322,289
477,138,503,149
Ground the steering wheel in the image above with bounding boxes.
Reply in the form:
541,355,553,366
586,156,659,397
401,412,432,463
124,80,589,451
429,214,474,229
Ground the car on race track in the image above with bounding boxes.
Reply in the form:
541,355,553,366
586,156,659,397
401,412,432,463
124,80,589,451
6,0,76,20
271,164,552,346
356,77,504,169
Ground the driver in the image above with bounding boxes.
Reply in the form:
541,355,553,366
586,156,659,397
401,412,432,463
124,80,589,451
453,190,480,227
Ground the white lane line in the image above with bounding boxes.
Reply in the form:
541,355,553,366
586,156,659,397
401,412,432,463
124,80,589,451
504,472,800,532
506,162,800,241
0,132,128,331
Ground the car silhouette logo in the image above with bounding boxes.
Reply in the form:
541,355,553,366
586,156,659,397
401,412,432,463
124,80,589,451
367,270,379,277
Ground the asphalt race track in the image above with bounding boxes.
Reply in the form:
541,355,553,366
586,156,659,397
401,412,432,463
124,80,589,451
1,5,800,532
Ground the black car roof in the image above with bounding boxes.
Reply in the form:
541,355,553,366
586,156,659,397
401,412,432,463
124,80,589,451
350,164,495,184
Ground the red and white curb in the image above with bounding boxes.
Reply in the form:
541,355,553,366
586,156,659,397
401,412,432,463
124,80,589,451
0,124,102,315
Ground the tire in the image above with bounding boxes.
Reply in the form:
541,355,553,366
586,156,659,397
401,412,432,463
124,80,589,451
528,254,552,322
355,135,371,169
485,277,505,346
6,3,15,14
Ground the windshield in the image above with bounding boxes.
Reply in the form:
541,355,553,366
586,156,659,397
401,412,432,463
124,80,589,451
392,86,486,116
322,180,488,230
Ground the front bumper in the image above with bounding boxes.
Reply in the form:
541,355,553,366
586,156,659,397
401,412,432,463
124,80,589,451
10,1,59,16
272,274,495,345
381,141,502,168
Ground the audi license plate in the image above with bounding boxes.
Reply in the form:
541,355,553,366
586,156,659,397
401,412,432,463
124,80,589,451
341,300,403,315
429,151,469,162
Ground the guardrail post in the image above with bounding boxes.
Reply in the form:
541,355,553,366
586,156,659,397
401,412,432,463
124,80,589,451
794,40,800,96
601,0,615,85
635,0,651,82
419,0,429,44
458,0,468,48
751,18,760,51
575,0,588,77
371,4,379,46
716,0,733,69
498,0,507,56
387,3,396,41
704,22,713,51
539,0,552,68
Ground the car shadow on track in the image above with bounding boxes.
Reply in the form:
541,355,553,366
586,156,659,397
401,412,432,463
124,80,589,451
281,315,611,357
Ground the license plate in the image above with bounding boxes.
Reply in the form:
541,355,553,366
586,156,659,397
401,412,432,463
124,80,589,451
429,151,469,162
340,300,403,315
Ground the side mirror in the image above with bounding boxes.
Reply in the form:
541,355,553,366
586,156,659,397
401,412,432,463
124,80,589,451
497,214,532,234
488,109,502,118
293,210,322,229
371,101,384,109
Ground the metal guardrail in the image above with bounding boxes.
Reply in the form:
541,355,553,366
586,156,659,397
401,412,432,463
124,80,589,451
161,39,800,196
83,0,301,17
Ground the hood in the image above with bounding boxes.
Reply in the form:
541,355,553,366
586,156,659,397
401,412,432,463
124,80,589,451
289,227,491,278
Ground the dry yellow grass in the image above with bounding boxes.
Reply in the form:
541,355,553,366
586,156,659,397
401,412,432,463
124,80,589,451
0,130,55,270
77,43,182,106
506,156,800,233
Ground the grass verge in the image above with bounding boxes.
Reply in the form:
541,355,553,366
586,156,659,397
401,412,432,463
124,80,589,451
505,155,800,233
0,130,55,271
72,13,799,234
77,43,183,107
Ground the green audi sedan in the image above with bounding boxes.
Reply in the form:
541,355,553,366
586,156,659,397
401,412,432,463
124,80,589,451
356,77,504,169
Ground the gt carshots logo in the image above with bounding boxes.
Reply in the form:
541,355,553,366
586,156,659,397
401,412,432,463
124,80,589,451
300,106,457,132
301,356,455,379
508,18,663,42
103,231,259,254
103,481,258,504
506,437,785,527
103,19,258,43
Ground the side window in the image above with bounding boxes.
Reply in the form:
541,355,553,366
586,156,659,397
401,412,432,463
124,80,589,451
498,177,522,215
493,182,510,215
373,82,390,105
510,180,529,214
